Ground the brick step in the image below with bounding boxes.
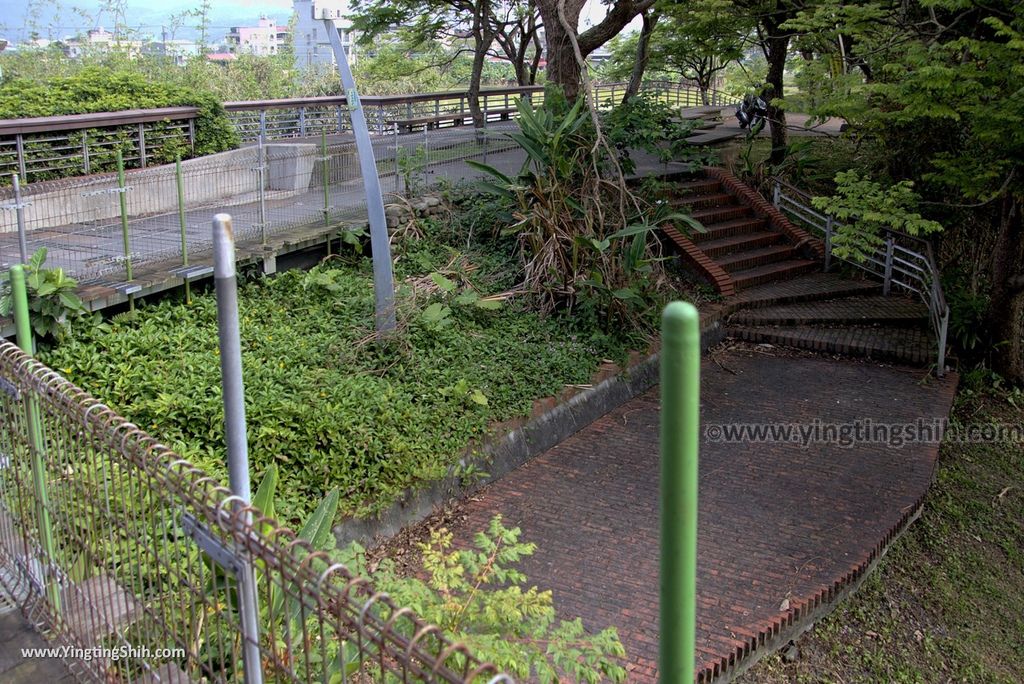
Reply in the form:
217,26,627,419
669,193,736,210
700,230,787,258
692,218,768,242
730,296,929,327
668,178,722,196
734,273,882,308
727,324,936,365
718,245,799,273
691,205,754,225
731,260,820,290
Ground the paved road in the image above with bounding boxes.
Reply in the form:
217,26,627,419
445,350,957,681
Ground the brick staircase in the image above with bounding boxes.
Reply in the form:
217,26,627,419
657,170,939,368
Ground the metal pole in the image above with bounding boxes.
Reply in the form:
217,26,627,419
824,217,833,272
10,264,61,614
256,137,267,247
321,130,330,227
116,151,134,312
175,156,191,304
660,301,700,684
12,173,28,263
212,214,263,684
883,236,895,296
323,16,397,333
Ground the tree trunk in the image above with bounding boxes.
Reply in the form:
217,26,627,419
764,28,790,166
537,0,584,100
623,10,658,102
989,195,1024,383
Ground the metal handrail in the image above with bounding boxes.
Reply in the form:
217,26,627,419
771,180,949,375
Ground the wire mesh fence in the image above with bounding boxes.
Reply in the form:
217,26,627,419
0,339,509,683
0,81,728,289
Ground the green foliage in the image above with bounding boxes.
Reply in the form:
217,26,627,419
397,144,429,197
42,248,628,521
0,248,95,342
601,93,710,173
467,95,700,330
0,67,238,178
812,171,943,261
344,516,627,681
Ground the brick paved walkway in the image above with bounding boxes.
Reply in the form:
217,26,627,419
444,350,958,682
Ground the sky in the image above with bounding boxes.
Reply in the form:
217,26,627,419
2,0,629,44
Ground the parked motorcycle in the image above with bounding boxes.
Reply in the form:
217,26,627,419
735,91,769,136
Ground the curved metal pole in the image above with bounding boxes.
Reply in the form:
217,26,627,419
323,17,396,333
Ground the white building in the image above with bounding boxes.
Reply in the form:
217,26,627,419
293,0,357,68
226,16,290,56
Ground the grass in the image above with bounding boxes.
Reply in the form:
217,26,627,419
740,376,1024,683
42,237,639,523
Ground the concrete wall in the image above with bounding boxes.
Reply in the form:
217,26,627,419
1,144,318,234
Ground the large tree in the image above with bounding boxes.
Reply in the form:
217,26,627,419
790,0,1024,380
535,0,655,100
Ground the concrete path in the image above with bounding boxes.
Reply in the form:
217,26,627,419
0,609,74,683
444,350,957,682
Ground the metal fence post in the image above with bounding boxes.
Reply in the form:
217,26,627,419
772,182,781,208
883,235,895,296
10,264,61,614
660,301,699,684
212,214,264,684
393,122,401,195
12,173,29,263
321,130,331,227
824,217,834,272
175,156,191,304
116,150,135,311
15,134,27,180
138,123,147,168
256,137,267,247
82,131,91,175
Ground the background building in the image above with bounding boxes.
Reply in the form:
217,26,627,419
226,16,290,56
293,0,357,68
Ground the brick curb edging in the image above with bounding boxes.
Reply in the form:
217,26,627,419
334,322,728,549
703,167,826,260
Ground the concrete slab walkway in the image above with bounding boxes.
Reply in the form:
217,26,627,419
443,351,957,682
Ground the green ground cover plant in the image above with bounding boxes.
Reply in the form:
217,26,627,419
43,239,633,522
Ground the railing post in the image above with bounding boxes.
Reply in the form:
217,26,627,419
211,214,264,684
258,110,267,145
10,264,61,615
824,216,834,272
82,131,91,175
321,130,330,227
16,133,27,180
12,173,29,263
937,307,949,377
175,156,190,304
772,182,781,208
256,137,267,247
299,106,307,138
660,301,700,684
137,123,147,168
883,235,895,296
116,150,135,311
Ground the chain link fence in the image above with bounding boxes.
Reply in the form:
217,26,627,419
0,339,509,683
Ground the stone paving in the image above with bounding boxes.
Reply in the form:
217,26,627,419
443,350,958,682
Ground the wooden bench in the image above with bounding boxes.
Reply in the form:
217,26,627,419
390,107,518,134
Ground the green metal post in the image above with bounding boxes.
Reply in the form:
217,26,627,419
175,156,191,304
10,265,61,614
116,150,134,311
321,130,332,256
660,301,700,684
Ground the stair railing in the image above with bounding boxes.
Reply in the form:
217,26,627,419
771,178,949,376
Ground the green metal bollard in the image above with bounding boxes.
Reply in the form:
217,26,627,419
116,150,134,312
10,265,61,614
660,301,700,684
176,156,191,304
